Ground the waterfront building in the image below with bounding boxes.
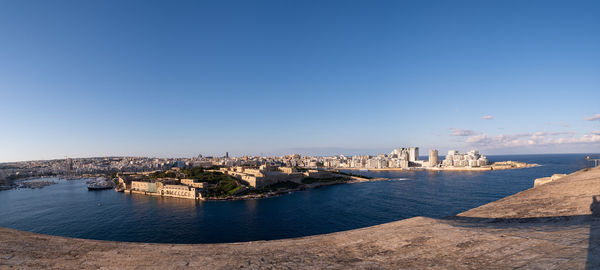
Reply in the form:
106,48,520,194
389,159,409,168
408,147,419,162
442,150,488,167
129,180,202,200
390,148,409,160
429,149,439,167
161,184,199,199
131,181,160,193
323,159,340,168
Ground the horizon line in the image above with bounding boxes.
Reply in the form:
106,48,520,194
3,152,600,164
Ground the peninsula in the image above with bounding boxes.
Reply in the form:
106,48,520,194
326,148,538,171
116,166,376,201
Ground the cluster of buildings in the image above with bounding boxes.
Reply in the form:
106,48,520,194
0,157,193,181
118,172,207,200
1,147,492,184
219,165,333,188
316,147,488,169
116,164,338,200
441,150,489,168
316,147,435,169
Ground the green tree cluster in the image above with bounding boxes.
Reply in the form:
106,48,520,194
149,171,178,179
301,177,346,184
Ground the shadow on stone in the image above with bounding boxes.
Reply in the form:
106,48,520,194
443,195,600,269
587,195,600,269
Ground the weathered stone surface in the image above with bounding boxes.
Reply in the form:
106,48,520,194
1,167,600,269
533,174,567,187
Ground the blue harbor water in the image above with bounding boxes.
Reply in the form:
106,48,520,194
0,154,594,244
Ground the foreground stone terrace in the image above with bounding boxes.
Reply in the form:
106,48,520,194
2,167,600,269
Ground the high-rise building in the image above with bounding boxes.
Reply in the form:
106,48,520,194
225,152,229,158
389,148,402,158
65,157,73,171
429,149,439,166
408,147,419,162
467,150,480,159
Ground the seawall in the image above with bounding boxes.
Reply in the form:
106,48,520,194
1,167,600,269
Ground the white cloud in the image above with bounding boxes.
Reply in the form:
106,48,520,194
481,115,494,120
463,131,599,148
531,131,576,139
558,121,570,127
585,114,600,121
449,128,477,137
465,134,491,144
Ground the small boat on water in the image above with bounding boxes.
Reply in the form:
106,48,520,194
87,177,114,190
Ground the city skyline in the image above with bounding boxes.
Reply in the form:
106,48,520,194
0,145,596,164
1,0,600,162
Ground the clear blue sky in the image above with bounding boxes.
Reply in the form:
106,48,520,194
1,0,599,162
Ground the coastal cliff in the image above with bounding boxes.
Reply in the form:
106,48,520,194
1,167,599,269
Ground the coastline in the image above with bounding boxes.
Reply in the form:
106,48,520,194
1,166,598,269
202,175,387,201
3,161,537,200
1,175,107,191
334,161,539,172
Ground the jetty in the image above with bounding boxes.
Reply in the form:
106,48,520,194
1,167,599,269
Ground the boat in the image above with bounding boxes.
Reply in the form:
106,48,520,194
87,177,114,190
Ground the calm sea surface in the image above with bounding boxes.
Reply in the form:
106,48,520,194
0,154,594,243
